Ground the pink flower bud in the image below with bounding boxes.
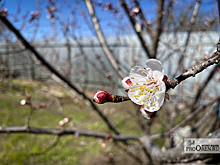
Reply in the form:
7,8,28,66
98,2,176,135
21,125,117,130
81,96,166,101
101,142,106,148
59,120,65,126
63,118,68,123
40,103,46,108
26,94,31,99
106,134,112,140
93,91,112,104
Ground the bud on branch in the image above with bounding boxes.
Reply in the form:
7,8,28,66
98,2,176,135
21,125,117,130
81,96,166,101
93,91,130,104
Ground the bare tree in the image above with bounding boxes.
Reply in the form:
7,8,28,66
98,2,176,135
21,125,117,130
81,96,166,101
0,0,220,164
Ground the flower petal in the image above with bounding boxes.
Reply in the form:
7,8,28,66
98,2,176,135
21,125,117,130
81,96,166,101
145,59,164,80
122,77,131,89
140,105,157,119
130,66,152,83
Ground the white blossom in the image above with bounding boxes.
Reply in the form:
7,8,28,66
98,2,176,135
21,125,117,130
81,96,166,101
122,59,166,119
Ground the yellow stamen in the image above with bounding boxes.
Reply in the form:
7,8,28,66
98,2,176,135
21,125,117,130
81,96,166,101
150,89,154,92
152,102,155,105
134,95,137,98
146,80,150,82
144,92,147,95
142,71,145,74
136,88,139,90
130,89,134,92
130,83,133,86
146,96,149,99
142,98,145,101
140,92,143,95
145,88,149,92
136,82,139,85
131,77,134,79
139,101,142,104
145,103,148,106
130,86,133,89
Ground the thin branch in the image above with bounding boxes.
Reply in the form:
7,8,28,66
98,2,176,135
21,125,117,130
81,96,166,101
217,0,220,22
0,15,121,135
119,0,153,58
30,135,60,155
166,50,220,91
84,0,126,79
134,0,153,38
152,0,164,57
150,96,220,140
194,63,220,104
0,126,139,142
141,128,220,163
173,0,201,76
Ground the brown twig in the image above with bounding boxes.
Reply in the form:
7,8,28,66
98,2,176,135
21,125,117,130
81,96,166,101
166,51,220,91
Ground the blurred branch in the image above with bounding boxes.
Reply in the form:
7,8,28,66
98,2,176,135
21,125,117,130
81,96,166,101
173,0,201,76
194,63,220,104
120,0,153,58
0,126,139,142
152,0,164,58
84,0,126,79
217,0,220,21
151,96,220,140
31,135,60,155
141,128,220,163
166,50,220,90
134,0,153,38
0,15,121,135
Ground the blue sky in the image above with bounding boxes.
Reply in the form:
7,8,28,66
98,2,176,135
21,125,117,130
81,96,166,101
1,0,157,40
1,0,218,40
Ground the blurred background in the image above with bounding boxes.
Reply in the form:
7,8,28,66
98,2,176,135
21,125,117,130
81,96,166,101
0,0,220,164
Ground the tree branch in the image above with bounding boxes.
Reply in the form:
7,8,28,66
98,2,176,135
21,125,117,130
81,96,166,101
141,128,220,163
217,0,220,22
119,0,153,58
166,50,220,91
194,63,220,104
150,96,220,140
152,0,164,57
134,0,153,38
0,126,139,142
0,15,121,135
84,0,126,79
173,0,201,76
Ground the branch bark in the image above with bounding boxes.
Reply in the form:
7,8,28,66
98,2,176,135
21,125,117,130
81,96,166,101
166,50,220,91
